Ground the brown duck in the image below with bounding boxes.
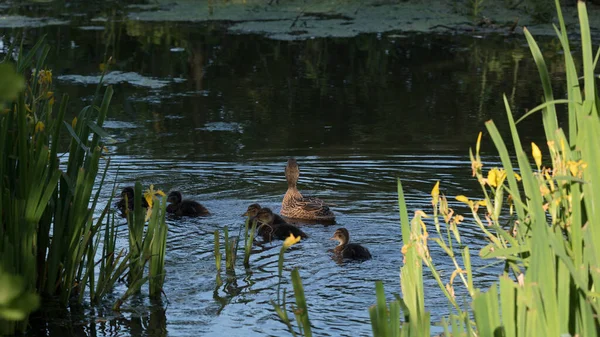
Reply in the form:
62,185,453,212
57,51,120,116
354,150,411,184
330,228,371,260
255,207,307,242
243,203,287,225
280,158,335,222
166,191,210,217
116,186,148,216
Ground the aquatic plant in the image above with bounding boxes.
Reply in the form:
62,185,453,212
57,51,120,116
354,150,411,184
0,37,169,332
369,282,403,337
224,227,238,272
393,1,600,336
0,264,40,321
243,218,258,268
147,190,168,298
271,234,312,337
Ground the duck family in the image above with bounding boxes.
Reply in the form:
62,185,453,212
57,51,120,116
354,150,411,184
115,158,371,261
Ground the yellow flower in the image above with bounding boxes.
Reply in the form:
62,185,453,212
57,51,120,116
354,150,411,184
143,184,166,209
431,181,440,206
514,172,522,181
283,233,301,249
531,142,542,169
71,117,77,129
567,160,587,177
487,168,506,188
46,91,54,99
37,69,53,85
34,121,45,133
456,195,470,204
476,200,487,207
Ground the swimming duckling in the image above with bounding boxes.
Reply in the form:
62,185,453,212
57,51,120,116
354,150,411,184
280,158,335,222
243,203,287,225
166,191,209,217
116,186,148,216
255,207,307,242
330,228,371,260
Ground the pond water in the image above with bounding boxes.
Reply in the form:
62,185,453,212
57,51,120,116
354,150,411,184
0,4,572,337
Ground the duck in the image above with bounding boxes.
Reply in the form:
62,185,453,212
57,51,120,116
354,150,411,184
280,158,335,222
330,228,371,260
255,207,307,242
166,191,210,217
243,203,287,225
115,186,148,216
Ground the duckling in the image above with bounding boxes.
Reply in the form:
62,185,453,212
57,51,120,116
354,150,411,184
243,203,286,225
166,191,210,217
280,158,335,222
115,186,148,216
330,228,371,260
255,207,307,242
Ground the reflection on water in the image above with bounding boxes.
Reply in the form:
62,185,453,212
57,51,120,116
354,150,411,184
0,4,570,336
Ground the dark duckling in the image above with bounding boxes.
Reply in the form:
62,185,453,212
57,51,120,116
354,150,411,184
116,186,148,216
330,228,371,260
243,203,287,225
255,207,307,242
166,191,210,217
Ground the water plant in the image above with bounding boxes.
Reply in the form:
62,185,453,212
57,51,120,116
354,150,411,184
393,1,600,335
243,218,258,268
0,37,169,332
271,234,311,337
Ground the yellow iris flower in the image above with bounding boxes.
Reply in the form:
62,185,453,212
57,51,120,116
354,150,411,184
283,234,301,249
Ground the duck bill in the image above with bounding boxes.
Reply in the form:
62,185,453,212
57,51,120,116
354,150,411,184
242,211,249,216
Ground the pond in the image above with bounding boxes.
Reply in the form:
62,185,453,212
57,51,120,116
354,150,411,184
0,2,573,336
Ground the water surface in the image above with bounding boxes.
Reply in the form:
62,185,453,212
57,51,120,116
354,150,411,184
0,7,570,336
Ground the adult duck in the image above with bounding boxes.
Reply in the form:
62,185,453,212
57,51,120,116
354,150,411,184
280,158,335,222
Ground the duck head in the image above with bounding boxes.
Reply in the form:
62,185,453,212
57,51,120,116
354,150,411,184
285,158,300,186
167,191,183,204
243,203,261,217
256,207,275,225
330,228,350,246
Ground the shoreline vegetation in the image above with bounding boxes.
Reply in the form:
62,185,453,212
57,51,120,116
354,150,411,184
0,39,169,334
1,1,600,40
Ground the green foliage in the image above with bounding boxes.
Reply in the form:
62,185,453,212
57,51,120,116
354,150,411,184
224,227,238,272
271,235,307,336
0,37,169,332
0,264,39,321
243,218,257,268
148,195,168,298
369,282,401,337
214,230,222,272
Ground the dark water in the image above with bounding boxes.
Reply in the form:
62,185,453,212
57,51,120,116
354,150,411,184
0,3,572,336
